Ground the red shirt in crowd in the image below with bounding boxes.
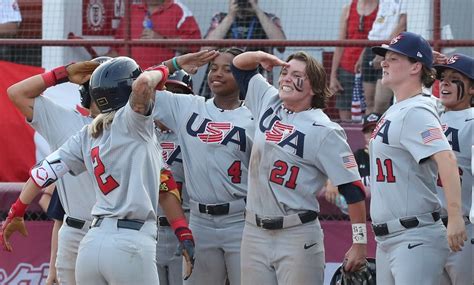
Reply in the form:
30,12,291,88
339,0,377,73
114,0,201,69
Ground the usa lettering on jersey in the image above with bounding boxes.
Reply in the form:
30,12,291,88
259,108,306,158
265,120,295,142
160,141,182,165
186,112,247,152
441,124,460,152
371,117,390,144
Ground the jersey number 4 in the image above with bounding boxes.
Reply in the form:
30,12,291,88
270,160,300,189
91,146,119,195
375,158,396,183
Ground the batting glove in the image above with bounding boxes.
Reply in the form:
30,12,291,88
1,198,29,251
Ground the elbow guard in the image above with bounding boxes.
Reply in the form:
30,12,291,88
30,151,69,188
338,181,366,204
160,169,181,203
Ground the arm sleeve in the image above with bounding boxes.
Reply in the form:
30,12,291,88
46,188,65,221
316,129,362,186
152,91,196,131
400,108,451,163
230,64,259,99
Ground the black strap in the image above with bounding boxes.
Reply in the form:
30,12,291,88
65,217,86,230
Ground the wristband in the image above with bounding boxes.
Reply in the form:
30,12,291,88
170,217,188,232
172,57,182,70
10,198,28,218
41,65,70,88
146,64,169,90
352,223,367,244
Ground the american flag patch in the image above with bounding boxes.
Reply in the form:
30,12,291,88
421,128,443,144
342,155,357,168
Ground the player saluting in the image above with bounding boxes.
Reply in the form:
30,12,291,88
433,53,473,285
155,48,254,285
155,70,194,285
232,50,368,284
370,32,467,285
6,56,110,285
0,57,194,284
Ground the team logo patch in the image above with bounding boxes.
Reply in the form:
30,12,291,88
265,120,295,143
421,127,443,144
446,55,459,65
198,122,233,143
342,154,357,169
416,51,423,58
390,34,403,45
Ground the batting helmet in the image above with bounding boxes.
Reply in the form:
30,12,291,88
89,56,142,113
78,56,112,108
330,258,376,285
165,70,193,94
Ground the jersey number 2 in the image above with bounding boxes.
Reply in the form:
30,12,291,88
269,160,300,189
91,146,119,195
375,158,396,183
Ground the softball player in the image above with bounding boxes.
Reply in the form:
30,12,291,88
370,32,467,285
1,57,195,284
433,53,473,285
232,50,368,285
155,48,254,285
5,57,109,284
155,70,194,285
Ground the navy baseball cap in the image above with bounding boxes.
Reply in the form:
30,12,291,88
433,53,474,80
372,32,433,69
362,112,381,132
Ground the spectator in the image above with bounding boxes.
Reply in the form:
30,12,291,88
200,0,286,97
355,0,407,114
330,0,378,122
0,0,21,62
108,0,201,69
325,112,381,212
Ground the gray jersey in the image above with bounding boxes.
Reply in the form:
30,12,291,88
153,91,254,203
369,95,452,223
57,103,163,221
245,74,360,216
29,96,95,221
436,108,473,217
155,129,189,211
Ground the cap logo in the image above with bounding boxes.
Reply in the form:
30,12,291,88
446,55,459,65
417,52,423,58
390,34,403,45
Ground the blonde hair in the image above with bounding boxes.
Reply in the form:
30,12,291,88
88,111,116,138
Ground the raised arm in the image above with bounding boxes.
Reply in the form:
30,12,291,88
432,150,467,252
233,50,288,71
130,66,169,115
7,61,100,121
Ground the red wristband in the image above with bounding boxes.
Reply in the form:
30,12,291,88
41,65,69,88
146,64,169,90
169,217,188,232
10,198,28,218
